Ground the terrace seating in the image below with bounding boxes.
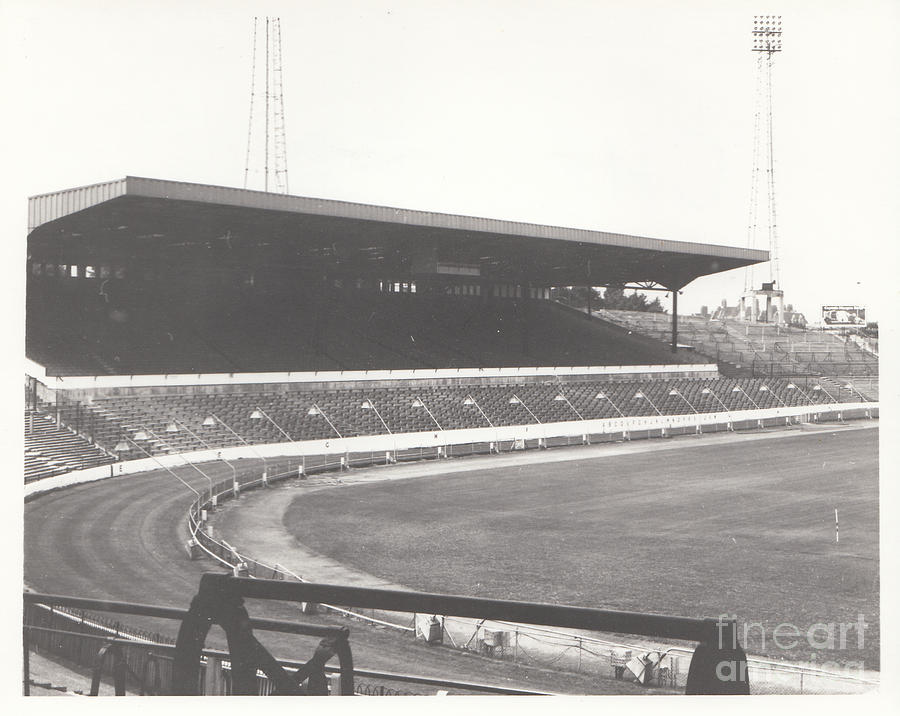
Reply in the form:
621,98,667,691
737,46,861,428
595,309,878,380
24,410,115,482
72,376,842,459
28,287,704,377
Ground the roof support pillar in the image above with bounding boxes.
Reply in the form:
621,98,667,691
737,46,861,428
671,289,678,353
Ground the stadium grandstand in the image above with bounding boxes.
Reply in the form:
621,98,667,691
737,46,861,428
25,177,877,477
23,177,879,695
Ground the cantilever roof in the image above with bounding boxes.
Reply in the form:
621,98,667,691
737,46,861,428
27,176,768,288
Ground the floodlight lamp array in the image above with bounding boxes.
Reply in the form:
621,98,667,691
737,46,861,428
752,14,782,52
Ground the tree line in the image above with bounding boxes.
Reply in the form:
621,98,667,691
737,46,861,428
550,286,666,313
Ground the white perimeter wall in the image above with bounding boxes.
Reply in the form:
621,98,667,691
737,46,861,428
25,401,876,499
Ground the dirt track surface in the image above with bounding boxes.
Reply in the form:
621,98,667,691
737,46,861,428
23,459,650,694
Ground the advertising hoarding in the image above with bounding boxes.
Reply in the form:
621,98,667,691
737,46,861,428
821,305,866,326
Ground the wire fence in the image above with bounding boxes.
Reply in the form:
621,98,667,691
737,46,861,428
24,602,176,695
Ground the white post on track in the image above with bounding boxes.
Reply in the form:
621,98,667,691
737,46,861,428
835,508,839,543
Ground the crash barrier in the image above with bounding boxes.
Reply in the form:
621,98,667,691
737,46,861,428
22,592,552,695
25,401,878,501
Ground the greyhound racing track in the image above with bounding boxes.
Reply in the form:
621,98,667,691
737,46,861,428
23,460,639,694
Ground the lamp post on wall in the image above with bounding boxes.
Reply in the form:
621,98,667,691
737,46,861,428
633,389,666,437
114,435,200,497
508,394,542,423
361,398,397,463
463,394,500,452
360,398,392,435
553,390,584,420
840,382,871,419
171,418,239,486
668,387,701,434
700,386,730,412
785,382,814,405
758,385,786,407
632,391,664,416
114,438,130,462
594,390,626,439
307,403,342,438
143,424,217,505
811,383,837,403
731,385,761,409
411,396,447,457
759,385,792,426
463,394,494,427
594,390,625,417
732,384,762,429
842,382,868,403
668,388,698,413
842,382,872,419
811,383,842,422
205,413,268,486
411,396,442,430
700,386,734,431
509,393,547,447
249,406,294,442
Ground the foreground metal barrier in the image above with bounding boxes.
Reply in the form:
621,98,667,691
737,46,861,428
26,576,749,694
172,574,352,695
184,573,750,695
23,591,354,695
23,590,554,695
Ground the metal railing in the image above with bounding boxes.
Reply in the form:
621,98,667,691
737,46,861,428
22,591,556,695
23,592,354,696
185,573,750,695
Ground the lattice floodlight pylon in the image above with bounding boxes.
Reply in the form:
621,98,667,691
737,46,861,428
752,15,783,53
744,15,783,296
244,17,290,194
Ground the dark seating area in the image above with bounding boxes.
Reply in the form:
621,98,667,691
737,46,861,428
27,288,704,376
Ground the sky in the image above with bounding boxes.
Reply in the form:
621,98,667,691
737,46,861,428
2,0,898,324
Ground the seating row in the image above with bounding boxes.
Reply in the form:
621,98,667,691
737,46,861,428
72,376,855,459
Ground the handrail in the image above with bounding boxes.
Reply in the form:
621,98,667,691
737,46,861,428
23,619,552,695
23,592,345,639
193,573,749,695
25,590,355,696
227,576,719,643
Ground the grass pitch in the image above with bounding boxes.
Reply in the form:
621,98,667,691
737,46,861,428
284,427,878,667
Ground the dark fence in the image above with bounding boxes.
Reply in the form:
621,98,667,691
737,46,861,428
23,592,355,696
27,576,744,695
183,574,751,695
23,592,553,696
